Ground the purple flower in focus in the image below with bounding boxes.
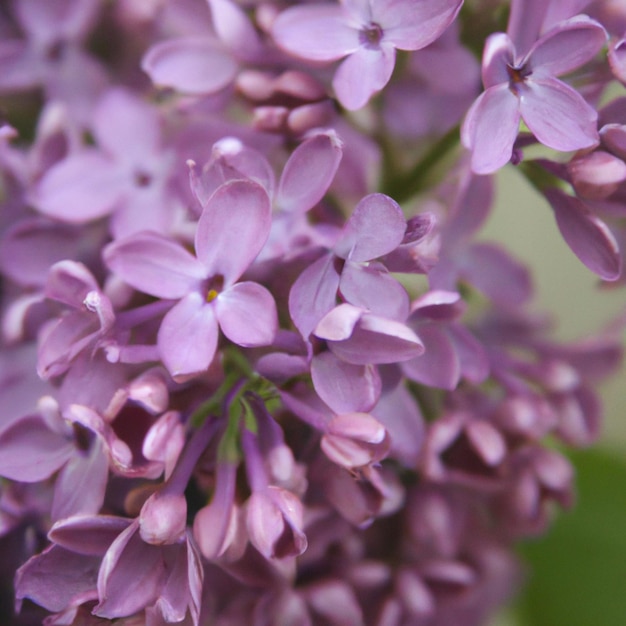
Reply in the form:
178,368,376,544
462,15,607,173
272,0,463,110
105,179,278,380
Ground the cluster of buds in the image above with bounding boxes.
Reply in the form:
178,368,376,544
0,0,624,624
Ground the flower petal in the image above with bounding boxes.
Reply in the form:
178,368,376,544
104,231,206,299
528,15,607,77
332,44,396,110
272,5,359,61
215,282,278,347
277,131,343,214
158,293,219,379
141,37,237,95
34,151,125,222
461,84,520,174
195,179,271,283
311,351,381,414
520,77,599,152
334,193,406,262
545,188,621,280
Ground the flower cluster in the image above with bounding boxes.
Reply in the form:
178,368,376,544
0,0,624,624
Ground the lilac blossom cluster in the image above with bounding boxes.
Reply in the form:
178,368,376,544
0,0,625,624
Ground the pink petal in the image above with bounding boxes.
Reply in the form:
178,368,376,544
272,5,359,61
158,293,219,380
92,88,161,162
195,179,271,284
461,84,520,174
528,15,607,77
15,546,100,613
215,281,278,347
481,33,514,89
141,37,237,94
52,437,109,520
207,0,261,60
324,312,424,365
311,351,381,414
402,324,460,390
520,77,599,152
48,515,133,556
95,521,166,618
45,260,100,308
288,253,341,339
34,151,126,222
334,193,406,262
545,188,621,280
277,131,343,214
104,231,206,299
339,261,410,321
460,242,532,306
0,415,73,482
378,0,463,51
333,44,396,110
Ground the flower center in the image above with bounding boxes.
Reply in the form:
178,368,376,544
360,22,383,48
205,275,224,302
506,64,530,93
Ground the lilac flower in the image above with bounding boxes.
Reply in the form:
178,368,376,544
272,0,463,110
0,0,107,123
105,179,278,380
462,15,607,173
33,88,181,238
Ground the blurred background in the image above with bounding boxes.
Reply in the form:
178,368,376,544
487,168,626,626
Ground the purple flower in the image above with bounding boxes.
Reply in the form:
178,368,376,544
104,179,278,380
462,15,607,173
272,0,463,110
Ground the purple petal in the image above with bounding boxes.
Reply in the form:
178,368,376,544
339,262,410,321
378,0,463,51
92,88,161,162
277,131,343,214
311,351,382,414
0,219,86,288
0,415,73,482
314,303,364,341
49,515,133,556
332,44,396,110
104,231,206,299
15,546,100,613
34,151,125,222
52,437,109,520
609,38,626,85
334,193,406,262
141,37,237,95
272,5,359,61
460,242,533,306
528,15,607,77
402,324,460,390
45,260,100,308
447,324,490,384
520,77,599,152
481,33,514,88
371,384,424,466
195,179,271,283
215,281,278,347
461,84,520,174
193,461,238,559
289,253,341,339
95,521,166,618
208,0,261,59
545,188,621,280
156,542,191,622
321,312,424,365
0,41,41,90
158,294,219,379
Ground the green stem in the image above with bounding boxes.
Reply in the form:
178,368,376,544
381,124,461,203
